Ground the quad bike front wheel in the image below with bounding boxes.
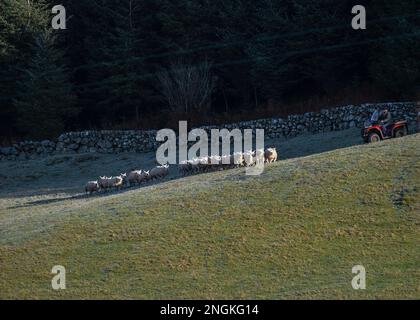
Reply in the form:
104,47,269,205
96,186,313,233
368,132,381,143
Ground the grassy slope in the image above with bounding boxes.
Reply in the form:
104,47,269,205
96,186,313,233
0,134,419,299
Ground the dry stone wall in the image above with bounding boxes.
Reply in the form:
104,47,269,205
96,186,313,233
1,102,417,161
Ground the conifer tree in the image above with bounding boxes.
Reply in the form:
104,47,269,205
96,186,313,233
14,30,79,139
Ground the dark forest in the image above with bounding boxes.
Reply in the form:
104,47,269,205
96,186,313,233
1,0,420,141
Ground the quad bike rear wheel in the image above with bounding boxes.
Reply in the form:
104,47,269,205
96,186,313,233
394,127,407,138
368,132,381,143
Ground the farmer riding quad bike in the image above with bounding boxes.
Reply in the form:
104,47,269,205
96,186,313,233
362,110,408,143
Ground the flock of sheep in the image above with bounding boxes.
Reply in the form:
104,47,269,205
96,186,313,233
84,148,277,195
178,148,278,176
85,165,170,194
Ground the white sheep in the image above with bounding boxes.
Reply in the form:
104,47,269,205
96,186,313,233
127,170,142,185
98,174,125,190
255,149,265,165
139,170,150,183
110,174,125,189
98,176,111,190
264,148,278,163
150,165,169,180
233,152,244,167
85,181,100,194
243,150,256,167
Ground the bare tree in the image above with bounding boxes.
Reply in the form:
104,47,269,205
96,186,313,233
157,60,215,113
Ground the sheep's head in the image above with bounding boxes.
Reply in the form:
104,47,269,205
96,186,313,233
121,173,129,183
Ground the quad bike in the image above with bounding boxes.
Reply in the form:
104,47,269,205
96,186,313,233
362,110,408,143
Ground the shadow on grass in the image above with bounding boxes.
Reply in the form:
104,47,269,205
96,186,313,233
5,178,178,209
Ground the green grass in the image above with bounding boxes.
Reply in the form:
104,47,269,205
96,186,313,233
0,134,419,299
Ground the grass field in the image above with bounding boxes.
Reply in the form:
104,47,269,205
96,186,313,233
0,130,419,299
